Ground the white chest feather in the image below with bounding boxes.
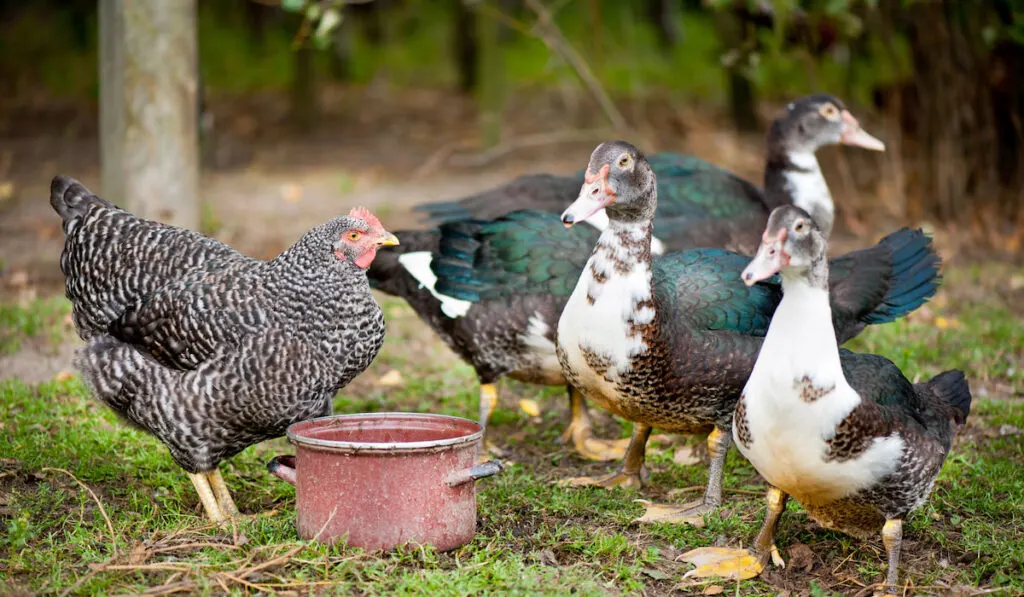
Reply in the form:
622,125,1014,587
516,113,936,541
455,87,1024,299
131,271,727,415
585,209,666,256
557,224,654,393
784,152,834,226
737,280,903,504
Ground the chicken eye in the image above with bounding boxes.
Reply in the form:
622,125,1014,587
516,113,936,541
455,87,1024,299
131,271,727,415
794,220,805,233
348,231,362,241
618,154,631,168
819,103,839,120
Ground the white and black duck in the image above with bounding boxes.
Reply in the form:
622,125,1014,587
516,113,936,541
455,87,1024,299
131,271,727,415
681,205,972,595
368,95,884,461
555,141,941,522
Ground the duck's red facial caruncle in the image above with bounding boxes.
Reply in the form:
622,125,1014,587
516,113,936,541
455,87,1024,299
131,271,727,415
334,207,400,269
742,227,790,286
562,163,616,228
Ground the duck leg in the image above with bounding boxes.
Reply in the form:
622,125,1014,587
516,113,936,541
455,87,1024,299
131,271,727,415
559,422,651,488
680,486,789,580
206,468,240,516
188,471,226,523
557,387,631,461
877,519,903,596
477,383,506,460
478,383,499,425
635,426,731,524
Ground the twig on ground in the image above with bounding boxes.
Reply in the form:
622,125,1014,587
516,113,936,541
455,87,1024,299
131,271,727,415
42,467,119,558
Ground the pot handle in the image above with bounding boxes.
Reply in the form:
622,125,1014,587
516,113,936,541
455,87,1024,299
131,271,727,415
267,455,297,486
446,460,504,488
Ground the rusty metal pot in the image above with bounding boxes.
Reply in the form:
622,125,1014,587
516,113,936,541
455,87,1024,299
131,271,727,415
267,412,502,552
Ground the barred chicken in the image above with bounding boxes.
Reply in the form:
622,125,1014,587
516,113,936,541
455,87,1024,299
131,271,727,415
51,176,398,522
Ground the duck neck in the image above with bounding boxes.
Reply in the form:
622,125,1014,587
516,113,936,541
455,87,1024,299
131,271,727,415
764,150,834,239
762,266,842,382
584,217,657,344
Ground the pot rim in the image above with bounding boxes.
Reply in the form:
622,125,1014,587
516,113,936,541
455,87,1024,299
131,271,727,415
286,412,483,453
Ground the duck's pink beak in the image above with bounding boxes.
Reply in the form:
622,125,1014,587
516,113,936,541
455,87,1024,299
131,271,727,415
742,228,790,286
840,110,885,151
562,164,615,228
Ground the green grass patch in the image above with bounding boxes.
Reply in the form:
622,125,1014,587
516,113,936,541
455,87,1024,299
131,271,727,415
0,296,71,355
2,276,1022,594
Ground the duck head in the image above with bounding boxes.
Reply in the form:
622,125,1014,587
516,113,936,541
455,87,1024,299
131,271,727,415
742,205,828,287
561,140,657,228
769,94,885,155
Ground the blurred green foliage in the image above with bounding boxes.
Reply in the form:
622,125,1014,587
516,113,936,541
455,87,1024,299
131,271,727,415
0,0,918,107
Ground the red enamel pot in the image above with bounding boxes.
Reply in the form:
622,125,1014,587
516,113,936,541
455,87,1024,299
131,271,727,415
267,412,502,552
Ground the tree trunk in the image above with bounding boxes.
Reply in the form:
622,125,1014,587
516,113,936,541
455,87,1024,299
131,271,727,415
453,0,479,93
291,45,318,133
476,4,503,147
100,0,199,229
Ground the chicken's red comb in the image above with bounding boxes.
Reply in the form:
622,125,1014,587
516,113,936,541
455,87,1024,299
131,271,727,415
348,206,383,230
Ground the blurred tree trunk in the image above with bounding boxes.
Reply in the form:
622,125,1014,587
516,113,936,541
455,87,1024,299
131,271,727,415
476,4,504,147
453,0,479,93
100,0,199,229
899,0,1022,226
291,45,318,133
715,9,759,133
647,0,683,50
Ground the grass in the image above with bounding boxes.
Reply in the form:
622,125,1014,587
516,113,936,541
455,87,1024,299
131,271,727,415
0,296,71,355
1,262,1021,595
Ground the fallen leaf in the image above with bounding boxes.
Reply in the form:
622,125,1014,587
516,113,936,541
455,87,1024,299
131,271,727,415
0,181,13,201
787,542,814,572
376,369,403,387
280,183,303,203
702,585,724,595
999,424,1021,436
8,270,28,288
519,399,541,418
673,445,701,467
128,542,149,565
54,371,75,382
934,316,950,329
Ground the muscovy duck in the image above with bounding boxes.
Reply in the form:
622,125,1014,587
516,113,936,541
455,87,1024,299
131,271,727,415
53,176,398,522
555,141,941,523
681,206,971,595
415,94,883,253
369,96,883,460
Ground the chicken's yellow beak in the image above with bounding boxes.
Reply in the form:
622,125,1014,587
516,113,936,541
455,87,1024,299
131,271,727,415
379,233,400,247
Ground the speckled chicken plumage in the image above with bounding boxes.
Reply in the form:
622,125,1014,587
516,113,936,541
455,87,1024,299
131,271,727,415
53,176,386,474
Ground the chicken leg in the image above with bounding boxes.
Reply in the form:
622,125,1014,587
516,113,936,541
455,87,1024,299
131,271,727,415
207,468,239,516
681,486,789,580
188,472,226,523
558,387,631,461
635,426,731,524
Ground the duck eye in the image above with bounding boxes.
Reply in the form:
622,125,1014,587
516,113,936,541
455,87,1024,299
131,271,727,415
819,103,839,120
618,154,631,168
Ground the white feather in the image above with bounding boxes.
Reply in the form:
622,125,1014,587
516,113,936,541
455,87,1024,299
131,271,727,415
520,313,562,380
738,278,904,505
585,208,666,256
558,222,653,399
397,252,473,318
784,151,834,228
